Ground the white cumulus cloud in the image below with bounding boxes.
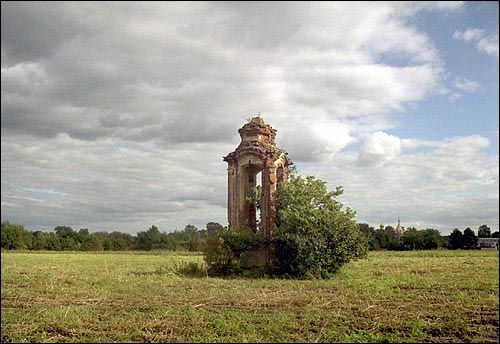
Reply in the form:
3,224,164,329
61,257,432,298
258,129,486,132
453,76,479,92
280,121,355,162
359,131,402,166
453,28,499,57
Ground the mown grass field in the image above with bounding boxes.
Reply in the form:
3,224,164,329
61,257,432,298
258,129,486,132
1,250,498,343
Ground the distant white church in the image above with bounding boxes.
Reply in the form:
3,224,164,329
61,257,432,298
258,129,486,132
379,219,405,238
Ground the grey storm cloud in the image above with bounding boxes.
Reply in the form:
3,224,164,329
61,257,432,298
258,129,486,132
1,1,498,234
1,1,445,144
1,2,90,63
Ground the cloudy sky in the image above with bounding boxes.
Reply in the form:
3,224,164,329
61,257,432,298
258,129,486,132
1,1,498,235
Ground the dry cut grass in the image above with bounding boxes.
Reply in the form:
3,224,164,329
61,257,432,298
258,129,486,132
1,249,498,343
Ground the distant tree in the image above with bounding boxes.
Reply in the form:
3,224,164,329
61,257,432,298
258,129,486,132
357,223,377,250
59,237,79,251
422,229,443,249
92,232,111,250
183,225,202,251
45,232,61,250
135,225,162,250
32,231,48,250
1,221,32,250
160,232,178,250
463,227,478,250
55,226,74,236
80,234,103,251
136,228,150,250
183,225,198,235
401,227,421,250
375,226,398,250
441,235,449,248
391,227,444,251
206,222,224,235
492,231,499,238
107,231,134,250
54,226,79,250
448,228,464,250
78,228,90,242
477,224,491,238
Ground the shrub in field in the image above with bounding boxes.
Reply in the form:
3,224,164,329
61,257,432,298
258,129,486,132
203,171,368,279
203,227,264,277
273,173,368,278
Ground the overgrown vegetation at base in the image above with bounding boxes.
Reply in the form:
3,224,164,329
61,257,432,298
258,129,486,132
203,228,264,277
1,250,498,343
203,172,368,278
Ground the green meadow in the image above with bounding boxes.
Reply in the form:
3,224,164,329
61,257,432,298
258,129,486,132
1,250,498,343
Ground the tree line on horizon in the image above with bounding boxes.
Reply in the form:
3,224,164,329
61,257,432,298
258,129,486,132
0,220,497,252
357,223,497,251
0,221,225,251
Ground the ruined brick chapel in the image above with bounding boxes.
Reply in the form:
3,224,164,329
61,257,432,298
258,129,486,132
224,116,293,240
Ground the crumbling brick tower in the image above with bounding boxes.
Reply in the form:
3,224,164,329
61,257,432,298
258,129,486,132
223,117,293,239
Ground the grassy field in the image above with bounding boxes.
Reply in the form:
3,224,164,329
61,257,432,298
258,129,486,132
1,250,498,343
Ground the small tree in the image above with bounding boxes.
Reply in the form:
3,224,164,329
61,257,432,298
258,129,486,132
477,224,491,238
